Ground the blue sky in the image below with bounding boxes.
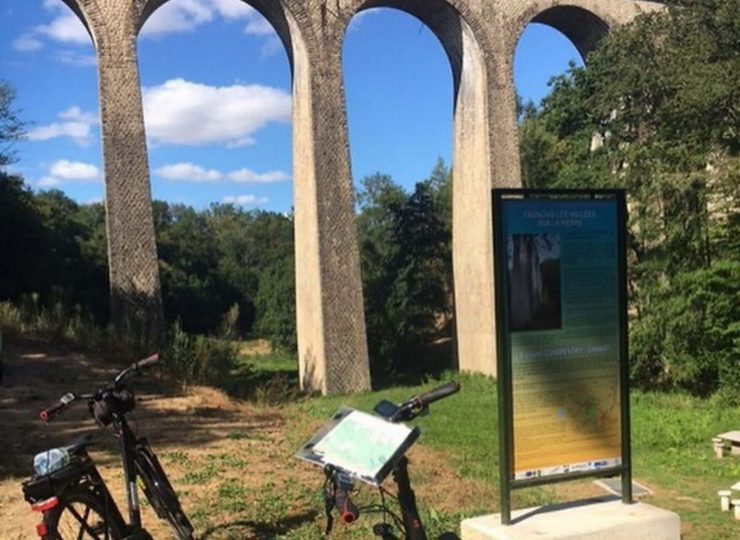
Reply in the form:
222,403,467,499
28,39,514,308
1,0,582,213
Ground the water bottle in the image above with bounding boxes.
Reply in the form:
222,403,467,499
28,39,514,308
33,447,70,476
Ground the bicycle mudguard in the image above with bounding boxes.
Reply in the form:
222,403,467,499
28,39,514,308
22,455,97,503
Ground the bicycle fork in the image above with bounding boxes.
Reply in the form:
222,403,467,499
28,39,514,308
393,457,428,540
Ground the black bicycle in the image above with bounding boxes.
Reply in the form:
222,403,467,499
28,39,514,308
21,354,194,540
321,381,461,540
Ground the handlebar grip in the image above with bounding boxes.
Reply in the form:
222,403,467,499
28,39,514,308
335,488,359,524
40,393,76,422
134,353,160,371
40,402,65,422
416,381,460,406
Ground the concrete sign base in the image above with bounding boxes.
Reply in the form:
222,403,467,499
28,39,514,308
461,497,680,540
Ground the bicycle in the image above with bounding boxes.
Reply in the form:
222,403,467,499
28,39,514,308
312,381,461,540
21,354,194,540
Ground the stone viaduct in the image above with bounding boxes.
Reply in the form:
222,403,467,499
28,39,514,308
60,0,663,394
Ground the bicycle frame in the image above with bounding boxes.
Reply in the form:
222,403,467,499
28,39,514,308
117,416,149,534
392,457,427,540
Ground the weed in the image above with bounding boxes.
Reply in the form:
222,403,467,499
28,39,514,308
163,451,190,465
181,463,219,485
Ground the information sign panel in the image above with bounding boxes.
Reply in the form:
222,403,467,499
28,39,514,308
493,189,631,524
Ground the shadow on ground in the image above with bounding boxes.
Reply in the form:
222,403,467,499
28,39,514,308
199,510,319,539
0,343,282,481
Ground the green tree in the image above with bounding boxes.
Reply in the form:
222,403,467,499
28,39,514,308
155,203,231,334
0,82,23,167
0,173,49,301
357,162,454,378
517,0,740,396
248,210,296,351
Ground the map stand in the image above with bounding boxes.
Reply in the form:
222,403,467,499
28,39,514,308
296,407,420,485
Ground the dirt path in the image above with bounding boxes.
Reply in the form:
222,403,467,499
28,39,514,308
0,344,290,538
0,344,496,539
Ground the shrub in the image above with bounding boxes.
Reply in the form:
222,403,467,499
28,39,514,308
631,260,740,398
161,321,237,387
0,301,23,338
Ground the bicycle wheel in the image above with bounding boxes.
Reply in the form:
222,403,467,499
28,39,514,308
43,486,126,540
134,444,194,540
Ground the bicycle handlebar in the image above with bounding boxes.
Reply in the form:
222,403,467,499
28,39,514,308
416,381,460,406
40,393,77,422
40,354,160,423
335,486,359,523
391,381,460,422
134,353,160,371
114,353,160,386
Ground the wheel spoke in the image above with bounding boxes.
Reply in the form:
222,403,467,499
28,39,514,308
62,502,105,540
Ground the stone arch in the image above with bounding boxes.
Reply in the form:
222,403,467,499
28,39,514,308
506,1,664,62
341,0,492,97
339,0,497,375
517,5,611,60
139,0,298,73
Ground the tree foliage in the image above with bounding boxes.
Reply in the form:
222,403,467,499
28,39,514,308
357,160,454,378
0,81,24,167
519,0,739,397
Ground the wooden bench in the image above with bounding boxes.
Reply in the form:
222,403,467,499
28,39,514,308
713,431,740,457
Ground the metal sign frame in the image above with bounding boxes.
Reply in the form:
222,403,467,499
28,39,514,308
492,189,632,525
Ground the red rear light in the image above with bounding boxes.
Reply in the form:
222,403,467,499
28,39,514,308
36,522,48,536
31,496,59,513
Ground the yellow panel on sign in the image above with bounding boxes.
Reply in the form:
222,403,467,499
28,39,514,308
512,354,621,479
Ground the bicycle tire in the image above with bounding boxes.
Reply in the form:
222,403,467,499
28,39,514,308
43,486,126,540
134,444,194,540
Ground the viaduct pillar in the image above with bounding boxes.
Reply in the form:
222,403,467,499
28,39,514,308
63,0,163,352
287,5,372,394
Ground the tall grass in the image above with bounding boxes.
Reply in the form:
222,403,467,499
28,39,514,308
0,296,106,350
0,298,241,385
161,321,240,388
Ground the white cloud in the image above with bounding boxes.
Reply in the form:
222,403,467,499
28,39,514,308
13,34,43,52
142,79,290,147
153,162,290,184
38,176,62,188
13,1,91,55
260,36,283,58
155,163,223,182
141,0,276,51
43,0,64,11
27,122,92,145
27,107,98,146
228,168,290,183
244,16,274,37
225,137,256,149
210,0,254,20
140,0,214,37
221,194,269,206
348,8,383,32
19,0,275,61
38,159,101,188
36,12,90,45
50,159,100,181
59,107,98,124
54,50,97,66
